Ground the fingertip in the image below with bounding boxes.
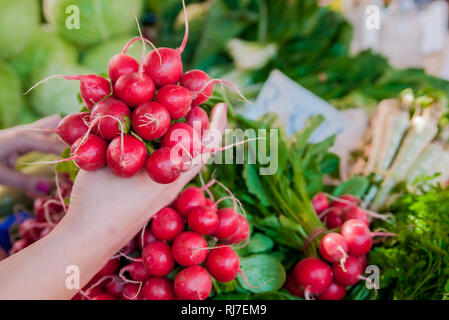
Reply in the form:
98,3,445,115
209,103,227,133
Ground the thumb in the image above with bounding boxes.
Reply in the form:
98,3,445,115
166,103,228,190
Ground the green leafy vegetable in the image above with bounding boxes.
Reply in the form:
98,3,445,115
248,232,274,254
44,0,144,47
333,176,369,197
0,0,40,59
237,254,286,293
370,183,449,300
55,147,79,181
0,60,25,129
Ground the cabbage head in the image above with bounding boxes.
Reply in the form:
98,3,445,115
0,61,25,128
10,27,78,87
0,0,40,59
29,60,91,116
43,0,144,47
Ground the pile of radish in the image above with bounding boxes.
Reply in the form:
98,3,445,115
284,193,394,300
9,177,251,300
71,181,250,300
26,0,239,184
8,174,72,255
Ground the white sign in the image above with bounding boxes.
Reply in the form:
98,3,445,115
239,69,368,178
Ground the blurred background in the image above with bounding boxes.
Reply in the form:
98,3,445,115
1,0,449,130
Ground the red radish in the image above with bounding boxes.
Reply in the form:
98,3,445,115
71,134,108,171
224,214,249,244
9,239,29,255
107,35,158,84
317,282,346,300
340,219,372,256
205,198,217,212
83,286,105,300
105,275,126,297
332,256,363,286
97,258,120,278
322,207,343,229
111,32,160,106
132,102,171,140
312,192,329,214
341,206,370,226
19,219,42,242
180,70,213,106
319,233,348,264
77,75,111,109
205,245,239,282
120,261,150,282
121,238,138,254
143,48,183,88
187,206,219,235
175,187,206,217
34,197,62,222
108,53,139,84
71,293,82,300
121,283,143,300
25,74,111,110
212,208,239,240
90,98,131,140
145,147,183,184
114,72,155,107
39,226,52,239
143,277,176,300
34,198,64,224
92,294,116,300
150,207,185,241
156,85,193,119
283,272,304,297
185,106,210,134
106,135,147,178
356,255,367,271
140,228,157,248
174,266,212,300
293,257,332,296
172,231,208,266
331,194,360,209
56,112,90,145
142,241,175,277
143,0,189,87
161,123,202,160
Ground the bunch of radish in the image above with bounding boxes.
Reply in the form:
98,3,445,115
69,181,251,300
284,193,394,300
8,174,72,255
26,0,242,184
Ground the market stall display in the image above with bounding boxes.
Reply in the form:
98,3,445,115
1,0,449,301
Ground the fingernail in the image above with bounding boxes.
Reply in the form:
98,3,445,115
36,181,51,194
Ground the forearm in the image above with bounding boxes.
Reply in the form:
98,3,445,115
0,207,146,300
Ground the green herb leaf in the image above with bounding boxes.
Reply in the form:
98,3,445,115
243,164,270,207
237,254,286,293
55,147,78,181
248,232,274,254
333,175,369,197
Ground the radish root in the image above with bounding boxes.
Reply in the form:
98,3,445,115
177,0,189,54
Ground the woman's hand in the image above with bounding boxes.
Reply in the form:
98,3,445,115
0,115,66,194
65,102,227,256
0,103,227,300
